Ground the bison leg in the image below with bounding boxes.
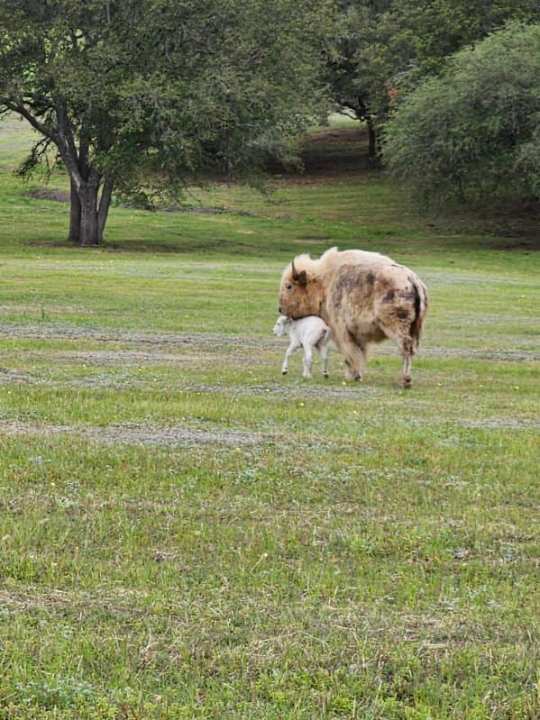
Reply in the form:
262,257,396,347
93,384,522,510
377,315,416,388
319,344,330,378
339,336,366,381
399,337,414,388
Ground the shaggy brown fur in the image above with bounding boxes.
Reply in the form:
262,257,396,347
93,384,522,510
278,247,428,387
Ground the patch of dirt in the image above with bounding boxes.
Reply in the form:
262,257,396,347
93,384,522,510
25,187,258,220
418,347,540,363
471,349,540,362
97,423,264,447
0,418,371,453
0,369,382,397
0,420,266,447
461,418,540,431
56,350,186,365
26,188,70,203
0,323,279,351
373,344,539,363
177,382,381,400
268,126,373,182
2,324,538,364
0,587,149,617
52,350,220,366
162,205,257,217
53,349,271,367
0,367,35,384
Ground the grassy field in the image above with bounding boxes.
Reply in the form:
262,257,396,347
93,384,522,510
0,114,538,719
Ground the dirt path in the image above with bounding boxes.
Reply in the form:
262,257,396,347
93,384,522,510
0,324,537,362
0,420,267,448
0,323,277,349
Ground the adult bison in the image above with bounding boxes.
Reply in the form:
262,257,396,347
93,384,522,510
278,247,428,387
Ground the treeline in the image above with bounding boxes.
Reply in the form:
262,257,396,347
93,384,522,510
327,1,540,206
1,2,539,246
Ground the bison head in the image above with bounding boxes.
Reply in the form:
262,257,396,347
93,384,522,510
278,259,323,320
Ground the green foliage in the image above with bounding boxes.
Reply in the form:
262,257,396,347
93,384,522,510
0,0,330,243
325,0,540,156
381,0,540,80
383,22,540,206
324,1,393,157
515,123,540,197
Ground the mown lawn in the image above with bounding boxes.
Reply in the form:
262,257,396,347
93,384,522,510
0,115,538,719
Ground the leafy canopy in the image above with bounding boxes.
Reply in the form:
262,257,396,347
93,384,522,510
383,22,540,205
0,0,331,243
325,0,540,155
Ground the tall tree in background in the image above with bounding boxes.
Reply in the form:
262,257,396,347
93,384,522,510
326,0,540,163
324,0,391,163
0,0,330,246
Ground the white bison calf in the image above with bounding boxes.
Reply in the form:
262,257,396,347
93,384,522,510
273,315,332,379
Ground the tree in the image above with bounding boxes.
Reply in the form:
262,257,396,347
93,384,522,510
324,1,384,162
325,0,540,163
383,22,540,206
0,0,329,246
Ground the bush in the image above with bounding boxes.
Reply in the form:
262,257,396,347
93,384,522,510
383,22,540,206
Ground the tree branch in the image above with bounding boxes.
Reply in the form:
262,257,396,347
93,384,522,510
52,98,84,189
1,98,55,139
17,135,54,178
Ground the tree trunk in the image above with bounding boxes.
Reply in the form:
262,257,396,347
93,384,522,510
366,116,377,164
66,165,113,247
354,97,379,167
79,184,100,247
68,178,81,243
97,177,113,244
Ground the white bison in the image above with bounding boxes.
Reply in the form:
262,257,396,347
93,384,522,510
278,247,428,387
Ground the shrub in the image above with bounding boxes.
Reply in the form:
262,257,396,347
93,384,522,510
383,22,540,206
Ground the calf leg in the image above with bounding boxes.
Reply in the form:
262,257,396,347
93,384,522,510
282,340,300,375
302,344,313,379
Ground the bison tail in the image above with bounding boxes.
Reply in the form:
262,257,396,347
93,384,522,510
410,281,428,348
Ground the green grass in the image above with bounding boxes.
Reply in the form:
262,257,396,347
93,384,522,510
0,114,538,719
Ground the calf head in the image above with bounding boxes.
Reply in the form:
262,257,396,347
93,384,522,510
279,259,323,320
273,315,290,337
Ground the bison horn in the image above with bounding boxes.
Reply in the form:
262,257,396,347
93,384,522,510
291,259,307,286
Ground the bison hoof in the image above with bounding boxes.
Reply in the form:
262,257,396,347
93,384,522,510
402,376,412,389
282,370,288,375
323,373,329,379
